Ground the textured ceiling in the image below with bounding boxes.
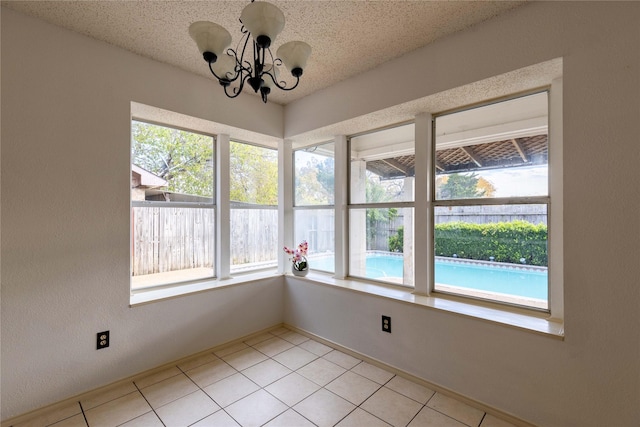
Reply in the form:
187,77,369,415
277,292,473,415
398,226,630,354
1,0,526,105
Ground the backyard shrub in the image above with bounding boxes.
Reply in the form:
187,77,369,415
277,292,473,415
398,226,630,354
388,226,404,252
435,220,547,266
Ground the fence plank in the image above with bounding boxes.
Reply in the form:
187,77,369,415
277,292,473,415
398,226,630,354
132,207,216,276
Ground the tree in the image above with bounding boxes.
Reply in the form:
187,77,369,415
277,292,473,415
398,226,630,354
477,177,496,197
437,172,495,199
230,141,278,205
315,157,335,201
132,121,213,197
295,156,334,205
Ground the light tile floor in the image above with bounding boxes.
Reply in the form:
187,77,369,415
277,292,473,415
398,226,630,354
13,327,517,427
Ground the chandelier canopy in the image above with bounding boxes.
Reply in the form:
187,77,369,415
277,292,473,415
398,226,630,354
189,0,312,104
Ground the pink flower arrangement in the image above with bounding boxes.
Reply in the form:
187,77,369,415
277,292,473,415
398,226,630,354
283,240,309,271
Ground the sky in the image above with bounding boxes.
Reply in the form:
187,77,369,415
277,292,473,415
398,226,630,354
479,165,548,198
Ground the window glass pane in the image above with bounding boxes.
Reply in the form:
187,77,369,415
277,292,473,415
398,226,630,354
132,121,214,203
131,206,215,289
350,124,415,204
131,121,214,289
230,141,278,273
230,207,278,273
230,141,278,204
295,209,335,273
435,92,548,200
434,204,548,309
294,143,334,206
349,207,414,287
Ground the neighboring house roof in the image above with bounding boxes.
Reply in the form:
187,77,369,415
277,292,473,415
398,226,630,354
131,164,167,188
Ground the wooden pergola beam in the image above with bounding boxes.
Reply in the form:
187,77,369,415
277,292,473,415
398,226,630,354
511,138,529,162
381,158,411,175
461,146,483,167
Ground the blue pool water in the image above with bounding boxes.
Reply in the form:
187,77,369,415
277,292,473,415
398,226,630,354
311,254,547,300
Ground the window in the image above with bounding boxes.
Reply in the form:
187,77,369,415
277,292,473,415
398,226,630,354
131,121,215,290
432,91,550,309
349,124,415,287
229,140,278,273
294,143,335,273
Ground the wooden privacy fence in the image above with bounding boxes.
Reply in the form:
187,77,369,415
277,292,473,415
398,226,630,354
435,204,547,225
132,206,278,276
230,208,278,265
132,207,215,276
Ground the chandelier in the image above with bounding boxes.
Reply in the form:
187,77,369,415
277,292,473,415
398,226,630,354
189,0,311,104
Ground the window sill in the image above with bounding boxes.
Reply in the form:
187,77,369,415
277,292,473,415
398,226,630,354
285,271,564,339
130,269,280,306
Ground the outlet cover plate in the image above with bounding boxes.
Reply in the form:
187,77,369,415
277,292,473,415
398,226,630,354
97,330,109,349
382,315,391,333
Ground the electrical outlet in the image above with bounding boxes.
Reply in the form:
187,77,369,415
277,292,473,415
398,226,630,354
97,331,109,349
381,315,391,333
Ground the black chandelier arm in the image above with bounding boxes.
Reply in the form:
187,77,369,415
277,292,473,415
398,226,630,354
264,71,301,92
223,72,252,99
225,47,249,82
207,60,231,83
237,27,252,70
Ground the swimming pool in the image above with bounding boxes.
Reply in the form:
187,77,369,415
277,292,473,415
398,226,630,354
310,254,548,300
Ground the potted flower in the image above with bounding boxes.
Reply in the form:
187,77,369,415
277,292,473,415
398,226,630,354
284,240,309,276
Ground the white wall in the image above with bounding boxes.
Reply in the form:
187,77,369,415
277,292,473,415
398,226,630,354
0,8,284,419
284,2,640,427
2,2,639,425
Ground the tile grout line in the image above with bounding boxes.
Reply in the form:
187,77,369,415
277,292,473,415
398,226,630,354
176,352,257,426
236,335,365,426
478,412,488,427
240,335,328,426
131,380,167,427
179,340,315,427
77,401,90,427
423,390,485,427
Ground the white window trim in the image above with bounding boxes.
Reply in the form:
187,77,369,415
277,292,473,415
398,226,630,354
345,127,417,287
217,134,231,279
228,139,279,275
547,77,564,321
330,84,563,325
334,135,349,279
426,89,557,315
279,140,294,275
130,121,217,293
289,140,337,276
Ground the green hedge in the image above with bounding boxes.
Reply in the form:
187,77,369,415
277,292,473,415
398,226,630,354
435,220,547,266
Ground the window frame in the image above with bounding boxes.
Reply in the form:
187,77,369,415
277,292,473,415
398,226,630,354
428,88,555,312
293,141,336,274
346,122,416,287
229,138,279,274
130,119,217,291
